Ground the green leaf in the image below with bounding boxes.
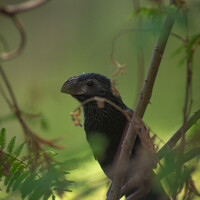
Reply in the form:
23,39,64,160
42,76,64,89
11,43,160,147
7,136,16,154
43,189,52,200
3,162,21,186
0,128,6,149
40,117,49,131
46,151,58,158
14,142,25,157
52,195,55,200
20,173,37,199
178,56,186,67
4,162,21,186
170,45,184,58
11,162,21,173
12,170,29,191
6,166,24,193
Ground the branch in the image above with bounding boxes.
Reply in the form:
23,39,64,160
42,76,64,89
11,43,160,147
0,65,63,167
70,96,132,127
0,0,51,61
107,1,176,199
157,109,200,160
157,147,200,181
135,4,175,118
0,16,26,61
0,0,51,15
132,0,145,108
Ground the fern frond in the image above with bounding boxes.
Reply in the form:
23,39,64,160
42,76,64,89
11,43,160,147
7,136,16,154
14,142,25,157
12,170,29,191
0,128,6,149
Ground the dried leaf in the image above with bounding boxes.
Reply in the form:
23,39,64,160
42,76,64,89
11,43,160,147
70,107,82,127
111,80,121,97
97,99,104,108
112,60,127,77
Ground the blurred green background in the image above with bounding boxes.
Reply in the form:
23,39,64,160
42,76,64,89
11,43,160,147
0,0,200,199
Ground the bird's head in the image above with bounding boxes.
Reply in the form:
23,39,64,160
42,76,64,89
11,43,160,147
61,73,121,102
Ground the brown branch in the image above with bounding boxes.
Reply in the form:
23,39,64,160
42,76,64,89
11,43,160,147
157,109,200,160
0,16,26,61
121,146,200,199
71,96,132,125
0,0,51,61
132,0,145,108
107,1,176,199
0,35,9,52
158,147,200,180
0,64,18,107
0,0,50,15
171,32,187,43
0,65,63,167
135,4,175,118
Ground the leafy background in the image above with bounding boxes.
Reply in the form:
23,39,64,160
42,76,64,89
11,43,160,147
0,0,200,199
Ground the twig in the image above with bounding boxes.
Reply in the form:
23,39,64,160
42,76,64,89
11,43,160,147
157,109,200,160
72,96,132,123
0,0,50,15
110,29,158,65
0,65,63,166
135,3,175,118
0,35,9,52
0,64,18,107
158,147,200,180
183,147,200,164
0,0,51,61
171,32,187,43
132,0,145,108
107,1,176,199
0,16,26,61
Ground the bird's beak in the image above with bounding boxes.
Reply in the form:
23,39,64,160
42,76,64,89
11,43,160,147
61,76,83,95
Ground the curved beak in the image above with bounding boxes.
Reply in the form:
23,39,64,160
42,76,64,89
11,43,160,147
61,76,83,95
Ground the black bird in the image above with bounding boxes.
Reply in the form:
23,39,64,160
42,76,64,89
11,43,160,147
61,73,168,200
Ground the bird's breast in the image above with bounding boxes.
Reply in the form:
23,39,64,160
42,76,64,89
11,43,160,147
83,102,128,176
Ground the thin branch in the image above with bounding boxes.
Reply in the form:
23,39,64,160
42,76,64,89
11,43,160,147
121,146,200,198
157,109,200,160
1,151,41,178
110,29,157,64
171,32,187,43
107,1,176,199
0,85,13,111
0,0,51,61
0,0,51,15
0,16,26,61
132,0,145,108
135,5,175,117
0,64,18,107
0,64,63,166
0,35,9,52
158,147,200,180
72,96,132,124
183,147,200,164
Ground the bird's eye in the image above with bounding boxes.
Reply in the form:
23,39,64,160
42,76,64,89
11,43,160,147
86,80,94,87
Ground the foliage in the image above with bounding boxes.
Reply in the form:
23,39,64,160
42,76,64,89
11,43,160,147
0,128,72,200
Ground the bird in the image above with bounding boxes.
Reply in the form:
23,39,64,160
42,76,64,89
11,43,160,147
61,73,169,200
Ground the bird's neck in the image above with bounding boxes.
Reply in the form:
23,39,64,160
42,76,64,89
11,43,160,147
83,98,128,133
